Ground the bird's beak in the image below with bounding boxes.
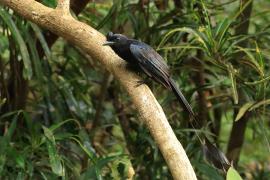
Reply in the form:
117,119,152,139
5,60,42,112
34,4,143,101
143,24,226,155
103,41,115,46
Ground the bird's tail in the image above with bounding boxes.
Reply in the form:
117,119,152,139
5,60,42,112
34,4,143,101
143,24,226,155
168,77,196,119
168,77,201,140
168,77,231,171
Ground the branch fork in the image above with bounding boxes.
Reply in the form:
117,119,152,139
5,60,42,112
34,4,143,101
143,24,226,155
56,0,71,15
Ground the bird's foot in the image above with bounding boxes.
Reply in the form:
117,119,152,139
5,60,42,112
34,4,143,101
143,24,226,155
134,80,145,88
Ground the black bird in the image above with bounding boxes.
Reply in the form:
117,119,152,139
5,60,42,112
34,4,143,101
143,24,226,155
103,32,194,117
103,32,231,171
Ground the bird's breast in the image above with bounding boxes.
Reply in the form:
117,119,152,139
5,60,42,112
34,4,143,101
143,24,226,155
112,46,137,64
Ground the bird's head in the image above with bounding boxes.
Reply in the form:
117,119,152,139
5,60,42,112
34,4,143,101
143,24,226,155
103,32,129,47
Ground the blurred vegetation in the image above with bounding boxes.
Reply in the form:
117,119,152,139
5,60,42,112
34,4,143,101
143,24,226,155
0,0,270,179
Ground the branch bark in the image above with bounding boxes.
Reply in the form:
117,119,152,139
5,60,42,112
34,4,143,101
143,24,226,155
36,0,90,57
56,0,71,15
0,0,197,179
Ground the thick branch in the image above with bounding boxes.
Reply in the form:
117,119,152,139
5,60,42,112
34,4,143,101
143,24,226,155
0,0,197,179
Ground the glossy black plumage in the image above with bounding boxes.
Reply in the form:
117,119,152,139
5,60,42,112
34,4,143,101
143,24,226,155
104,32,195,118
103,32,230,171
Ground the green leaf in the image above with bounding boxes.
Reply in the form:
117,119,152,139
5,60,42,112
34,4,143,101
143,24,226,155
42,0,57,8
232,0,253,20
227,64,238,104
0,98,6,108
43,126,55,143
0,112,20,174
82,155,123,180
194,162,223,180
54,132,74,141
0,8,32,79
15,155,25,169
16,172,26,180
235,102,255,121
0,110,22,120
255,42,265,72
30,23,52,60
249,99,270,111
158,27,210,54
46,140,64,176
8,149,25,169
236,46,263,76
245,75,270,85
40,171,48,180
43,126,64,176
226,167,242,180
96,3,118,30
24,28,44,82
49,119,81,132
70,137,96,162
57,75,87,119
0,153,6,174
215,18,231,43
215,18,232,50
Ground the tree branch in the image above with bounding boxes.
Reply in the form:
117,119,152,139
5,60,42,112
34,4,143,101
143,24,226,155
56,0,71,15
36,0,90,57
0,0,197,179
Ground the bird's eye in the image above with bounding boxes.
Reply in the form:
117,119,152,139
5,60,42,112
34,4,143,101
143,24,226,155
116,37,120,41
107,32,113,39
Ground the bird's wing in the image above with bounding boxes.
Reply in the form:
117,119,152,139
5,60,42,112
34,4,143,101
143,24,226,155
130,43,170,87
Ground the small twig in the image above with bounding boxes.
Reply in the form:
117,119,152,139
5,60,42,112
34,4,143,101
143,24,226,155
56,0,71,15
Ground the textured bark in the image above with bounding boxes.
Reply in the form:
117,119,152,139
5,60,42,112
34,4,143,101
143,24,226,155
0,0,197,179
36,0,90,56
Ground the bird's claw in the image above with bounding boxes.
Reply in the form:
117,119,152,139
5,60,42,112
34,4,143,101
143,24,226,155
134,80,145,88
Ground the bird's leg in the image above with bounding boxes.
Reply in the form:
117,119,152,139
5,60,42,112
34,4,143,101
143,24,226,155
125,63,140,72
134,80,146,88
124,64,148,87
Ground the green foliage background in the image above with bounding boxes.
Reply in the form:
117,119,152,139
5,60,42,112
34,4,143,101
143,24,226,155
0,0,270,179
